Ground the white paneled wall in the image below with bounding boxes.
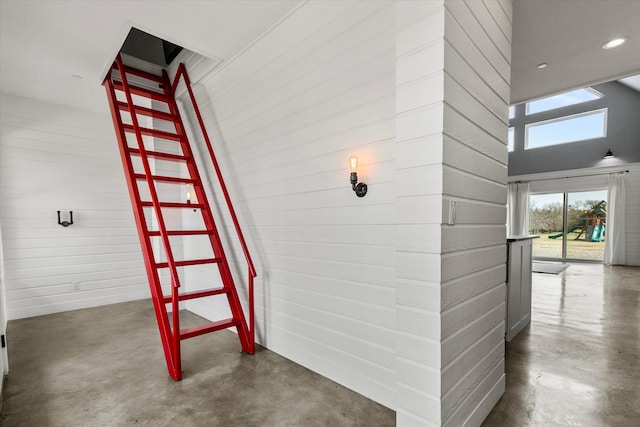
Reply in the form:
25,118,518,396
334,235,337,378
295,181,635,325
441,1,511,426
0,0,518,424
180,0,397,408
395,1,446,425
624,164,640,265
395,0,511,425
176,0,513,424
0,220,7,394
0,94,148,319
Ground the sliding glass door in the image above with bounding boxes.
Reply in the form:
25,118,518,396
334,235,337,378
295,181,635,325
529,190,607,261
565,191,607,261
529,193,564,259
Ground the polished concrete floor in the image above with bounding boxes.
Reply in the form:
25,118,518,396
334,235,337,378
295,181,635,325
483,263,640,427
0,300,394,426
2,264,638,426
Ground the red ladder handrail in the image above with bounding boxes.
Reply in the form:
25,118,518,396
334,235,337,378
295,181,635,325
107,55,182,377
171,64,256,349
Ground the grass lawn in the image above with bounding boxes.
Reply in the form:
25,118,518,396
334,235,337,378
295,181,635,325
532,232,605,261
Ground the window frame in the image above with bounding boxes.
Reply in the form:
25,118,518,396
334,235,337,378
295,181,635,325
508,127,514,152
524,108,608,150
525,87,603,116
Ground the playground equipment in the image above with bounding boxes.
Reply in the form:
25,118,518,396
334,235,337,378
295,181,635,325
548,200,606,242
590,223,605,242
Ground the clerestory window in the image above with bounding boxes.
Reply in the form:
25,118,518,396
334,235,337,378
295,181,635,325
525,109,607,149
526,88,602,115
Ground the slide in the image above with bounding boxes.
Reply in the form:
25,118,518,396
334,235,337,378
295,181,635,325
591,224,605,242
548,221,584,239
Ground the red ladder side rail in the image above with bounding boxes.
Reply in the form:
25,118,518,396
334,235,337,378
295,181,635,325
103,68,179,379
113,55,184,378
172,64,257,352
159,69,253,353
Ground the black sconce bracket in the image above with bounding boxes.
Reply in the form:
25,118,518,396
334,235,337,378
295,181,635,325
57,211,74,227
350,172,368,197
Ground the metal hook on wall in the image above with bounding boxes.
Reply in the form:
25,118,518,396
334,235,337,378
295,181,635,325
57,211,73,227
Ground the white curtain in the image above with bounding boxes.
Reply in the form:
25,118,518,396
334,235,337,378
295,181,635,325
507,182,530,236
604,173,626,265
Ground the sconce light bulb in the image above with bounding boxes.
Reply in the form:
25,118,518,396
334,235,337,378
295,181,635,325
349,156,358,173
186,191,192,201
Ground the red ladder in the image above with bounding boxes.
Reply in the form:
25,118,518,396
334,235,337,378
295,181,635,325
103,55,256,380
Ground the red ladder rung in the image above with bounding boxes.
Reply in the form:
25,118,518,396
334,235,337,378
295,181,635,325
156,258,221,268
127,148,189,162
180,319,238,340
113,63,164,83
141,201,205,209
112,81,168,102
148,230,212,236
123,124,181,142
134,173,195,184
117,102,176,122
162,287,228,304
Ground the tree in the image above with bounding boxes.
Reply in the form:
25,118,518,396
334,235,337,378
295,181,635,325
529,199,607,236
568,200,606,228
529,201,563,234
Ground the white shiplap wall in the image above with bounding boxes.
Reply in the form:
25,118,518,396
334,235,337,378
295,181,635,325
395,1,511,425
177,0,513,424
0,94,148,319
0,220,7,394
395,1,446,425
624,164,640,265
0,2,518,423
440,1,511,426
181,0,398,409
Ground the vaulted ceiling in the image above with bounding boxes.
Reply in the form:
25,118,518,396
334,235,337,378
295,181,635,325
511,0,640,103
1,0,639,114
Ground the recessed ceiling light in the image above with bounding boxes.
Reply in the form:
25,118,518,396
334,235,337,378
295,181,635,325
537,63,548,69
602,38,626,49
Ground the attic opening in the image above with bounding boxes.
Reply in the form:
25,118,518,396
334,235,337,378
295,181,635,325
120,27,183,68
109,27,222,87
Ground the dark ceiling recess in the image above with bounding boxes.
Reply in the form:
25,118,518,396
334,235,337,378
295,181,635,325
163,40,183,65
120,27,183,67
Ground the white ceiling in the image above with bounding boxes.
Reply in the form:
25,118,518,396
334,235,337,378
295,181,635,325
1,0,639,114
511,0,640,104
0,0,302,114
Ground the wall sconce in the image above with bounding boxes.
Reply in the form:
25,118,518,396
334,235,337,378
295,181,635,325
186,187,197,211
57,210,74,227
603,148,615,159
349,156,367,197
